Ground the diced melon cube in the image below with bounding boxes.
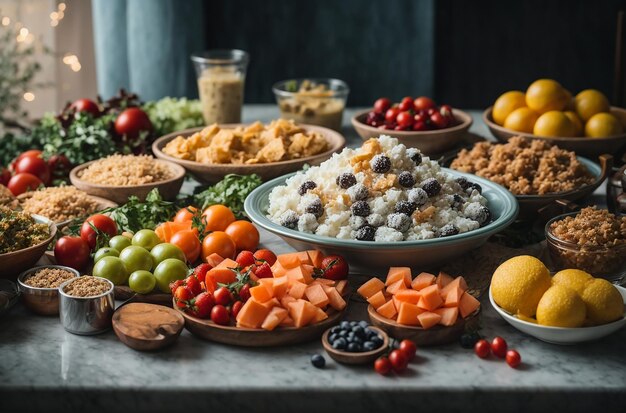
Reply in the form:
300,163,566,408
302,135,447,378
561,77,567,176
277,253,302,269
259,297,280,310
444,287,463,308
394,289,421,304
386,267,411,287
417,311,442,329
417,284,443,311
288,281,308,299
326,287,347,310
206,253,225,268
286,265,313,284
261,307,289,331
288,299,318,328
357,277,385,299
459,292,480,318
436,271,454,289
271,261,287,277
272,276,289,298
280,295,296,308
295,251,312,266
335,280,349,296
435,306,459,326
279,315,294,327
306,250,324,268
386,279,407,295
312,307,329,323
249,284,273,303
215,258,238,269
411,272,436,291
376,299,397,319
236,299,271,328
440,276,468,297
366,290,387,309
305,283,330,308
396,302,423,326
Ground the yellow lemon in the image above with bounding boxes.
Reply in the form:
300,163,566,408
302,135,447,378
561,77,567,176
516,314,538,324
563,111,584,136
552,269,592,296
584,112,624,138
574,89,610,121
493,91,527,126
526,79,569,114
536,285,586,328
491,255,552,317
563,88,575,110
533,111,576,137
503,107,539,133
580,278,624,325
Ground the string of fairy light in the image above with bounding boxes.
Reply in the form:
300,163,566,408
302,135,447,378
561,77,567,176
2,1,79,103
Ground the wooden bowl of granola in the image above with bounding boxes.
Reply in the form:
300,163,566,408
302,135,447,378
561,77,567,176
152,121,346,184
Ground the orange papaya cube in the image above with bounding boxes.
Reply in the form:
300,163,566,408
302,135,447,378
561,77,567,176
203,276,218,294
271,261,287,277
258,278,274,293
312,307,329,323
279,315,294,327
280,295,296,308
288,281,308,299
305,283,330,308
314,278,335,286
411,272,436,291
366,290,387,309
250,284,273,303
444,287,463,308
306,250,324,268
259,297,280,310
387,267,413,287
417,311,442,329
295,251,312,265
459,292,481,318
392,295,403,312
206,268,237,285
286,265,313,284
417,284,444,311
272,276,289,298
436,271,454,289
326,287,347,311
288,299,318,327
206,253,225,268
261,307,289,331
435,306,459,326
277,253,302,269
376,299,397,320
356,277,385,299
215,258,238,269
386,279,407,295
335,280,349,296
236,298,271,328
395,289,422,304
396,302,423,326
441,276,468,297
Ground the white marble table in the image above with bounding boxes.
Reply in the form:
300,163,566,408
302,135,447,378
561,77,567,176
0,106,624,413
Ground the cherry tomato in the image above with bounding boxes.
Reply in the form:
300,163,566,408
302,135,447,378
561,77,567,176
231,300,244,318
491,336,508,358
374,357,392,375
398,96,414,111
70,98,100,116
399,339,417,361
173,206,197,223
0,167,10,186
235,250,256,267
253,249,277,266
413,121,428,131
395,111,413,128
80,214,118,250
54,236,90,270
430,112,448,129
320,255,349,280
373,98,392,114
225,220,260,252
12,150,43,169
174,286,193,308
506,349,521,368
413,96,436,111
13,155,50,185
47,154,72,175
239,284,251,302
474,339,491,358
170,229,202,263
7,173,43,196
210,304,230,325
389,349,408,373
114,107,152,139
385,107,400,123
214,287,232,306
201,231,236,261
201,204,236,232
440,104,454,120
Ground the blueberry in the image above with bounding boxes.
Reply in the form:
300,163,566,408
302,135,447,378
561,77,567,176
350,321,359,327
347,342,362,352
332,338,347,350
398,171,416,188
460,332,481,349
330,326,341,334
304,198,323,218
371,336,383,347
355,225,376,241
358,320,369,328
340,321,350,329
347,183,369,202
311,353,326,368
351,200,370,217
298,181,317,196
370,154,391,173
421,178,441,197
395,201,418,215
328,333,338,344
439,224,459,237
465,204,491,226
351,336,363,345
338,330,348,338
336,173,357,189
352,325,364,335
363,341,377,351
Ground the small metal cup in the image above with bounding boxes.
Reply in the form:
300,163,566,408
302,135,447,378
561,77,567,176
58,277,115,335
17,265,80,316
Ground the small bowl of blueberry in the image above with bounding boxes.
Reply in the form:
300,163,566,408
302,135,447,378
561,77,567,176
322,320,389,365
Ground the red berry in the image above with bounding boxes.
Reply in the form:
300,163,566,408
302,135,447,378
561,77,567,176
413,121,428,131
253,249,277,266
210,304,230,325
399,339,417,361
398,96,414,111
239,283,252,302
413,96,436,111
389,349,409,373
440,104,454,120
214,287,232,306
236,250,256,267
474,339,490,358
430,112,449,129
491,336,508,358
192,292,215,318
373,97,392,114
185,275,202,297
169,279,185,295
320,255,349,281
253,262,273,279
192,263,212,283
231,300,244,318
385,108,400,123
506,350,521,368
396,111,414,128
374,357,392,375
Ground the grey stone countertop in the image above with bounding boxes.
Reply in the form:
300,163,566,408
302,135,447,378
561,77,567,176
0,106,623,413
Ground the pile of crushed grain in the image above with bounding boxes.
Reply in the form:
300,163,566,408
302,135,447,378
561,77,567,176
24,267,75,288
77,155,173,186
63,276,111,297
20,186,100,222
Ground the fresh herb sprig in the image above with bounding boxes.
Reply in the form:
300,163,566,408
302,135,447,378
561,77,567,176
191,174,262,219
101,188,177,233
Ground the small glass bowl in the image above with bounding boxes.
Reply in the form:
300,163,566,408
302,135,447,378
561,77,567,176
545,211,626,284
272,78,349,131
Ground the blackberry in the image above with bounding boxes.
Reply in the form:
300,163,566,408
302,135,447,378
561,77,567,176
336,172,357,189
370,154,391,173
355,225,376,241
298,181,317,196
407,148,422,165
451,194,465,209
347,183,369,201
439,224,459,237
394,201,418,215
455,177,470,190
398,171,416,188
387,213,412,232
278,210,299,229
351,200,370,217
421,178,441,197
407,188,428,206
304,198,323,218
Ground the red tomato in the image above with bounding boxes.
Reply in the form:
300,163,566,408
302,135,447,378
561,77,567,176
47,154,72,175
491,336,508,358
412,121,428,131
12,150,43,168
173,206,198,223
231,300,244,318
70,99,100,116
398,97,414,111
239,284,251,302
413,96,436,111
399,339,417,361
253,249,277,266
430,112,448,129
170,230,202,263
214,287,232,306
114,107,152,139
474,339,491,358
202,205,236,232
0,167,10,186
80,214,118,250
224,220,260,252
320,255,349,280
396,111,414,128
506,349,521,368
374,357,392,375
385,107,400,123
7,173,43,196
373,98,392,114
389,349,408,373
210,304,230,325
14,156,50,185
54,236,90,270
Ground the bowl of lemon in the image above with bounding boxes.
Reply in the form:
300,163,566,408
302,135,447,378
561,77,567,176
483,79,626,158
489,255,626,345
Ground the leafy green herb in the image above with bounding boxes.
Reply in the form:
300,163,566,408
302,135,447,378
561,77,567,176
192,174,262,218
101,188,177,233
142,97,204,137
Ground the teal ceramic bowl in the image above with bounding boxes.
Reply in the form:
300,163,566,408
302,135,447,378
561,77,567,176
245,169,519,272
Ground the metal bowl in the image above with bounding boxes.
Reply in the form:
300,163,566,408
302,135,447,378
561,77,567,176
58,276,115,335
17,265,81,316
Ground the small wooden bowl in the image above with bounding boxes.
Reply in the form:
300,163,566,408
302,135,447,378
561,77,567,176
112,303,184,351
351,108,473,155
69,159,186,204
152,124,346,184
367,304,481,346
483,106,626,158
322,326,388,365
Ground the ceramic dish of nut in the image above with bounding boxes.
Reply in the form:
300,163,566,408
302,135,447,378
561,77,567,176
17,265,81,315
489,286,626,345
483,106,626,158
351,108,473,155
152,123,346,184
